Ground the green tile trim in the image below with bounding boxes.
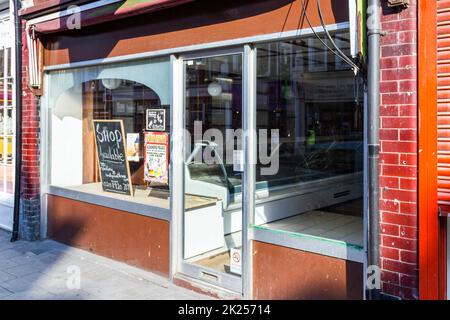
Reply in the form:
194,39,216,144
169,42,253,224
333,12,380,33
252,224,365,251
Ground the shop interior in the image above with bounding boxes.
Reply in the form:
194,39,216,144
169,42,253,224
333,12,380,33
182,33,364,275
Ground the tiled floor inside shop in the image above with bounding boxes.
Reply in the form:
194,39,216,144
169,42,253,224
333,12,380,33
193,199,363,275
262,210,363,246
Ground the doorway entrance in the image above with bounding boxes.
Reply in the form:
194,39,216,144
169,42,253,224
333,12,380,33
177,49,245,293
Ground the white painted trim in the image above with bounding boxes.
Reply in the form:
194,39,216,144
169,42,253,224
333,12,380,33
242,44,256,299
40,76,49,238
348,0,358,57
363,87,369,299
169,54,184,282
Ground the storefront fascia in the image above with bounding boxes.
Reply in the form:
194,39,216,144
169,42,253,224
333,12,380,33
33,1,367,299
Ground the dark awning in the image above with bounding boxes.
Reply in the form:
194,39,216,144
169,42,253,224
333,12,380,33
32,0,197,34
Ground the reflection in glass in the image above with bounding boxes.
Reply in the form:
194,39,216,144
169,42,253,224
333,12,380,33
81,79,165,187
183,54,243,280
184,54,243,208
254,32,364,247
50,79,166,189
47,59,172,201
0,46,14,195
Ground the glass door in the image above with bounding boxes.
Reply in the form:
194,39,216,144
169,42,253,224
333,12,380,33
180,51,244,293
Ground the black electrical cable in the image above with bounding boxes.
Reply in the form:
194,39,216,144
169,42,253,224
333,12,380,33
316,0,360,72
300,0,359,73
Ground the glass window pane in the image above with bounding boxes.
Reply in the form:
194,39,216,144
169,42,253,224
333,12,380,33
0,161,4,194
0,49,4,79
47,58,171,200
0,17,14,198
184,55,243,207
0,48,11,80
6,82,12,108
183,54,244,280
254,31,364,248
5,137,13,193
5,48,11,79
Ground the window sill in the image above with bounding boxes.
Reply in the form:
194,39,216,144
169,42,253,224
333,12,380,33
45,184,172,221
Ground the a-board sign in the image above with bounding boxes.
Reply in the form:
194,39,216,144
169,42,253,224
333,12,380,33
93,120,133,196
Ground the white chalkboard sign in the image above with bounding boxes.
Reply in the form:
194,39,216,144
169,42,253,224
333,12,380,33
93,120,133,196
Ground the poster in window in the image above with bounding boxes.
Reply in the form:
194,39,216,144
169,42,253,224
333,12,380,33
93,120,133,196
146,109,166,131
144,132,169,185
126,133,140,162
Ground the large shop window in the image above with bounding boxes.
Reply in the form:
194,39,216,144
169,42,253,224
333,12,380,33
252,33,364,249
46,58,171,207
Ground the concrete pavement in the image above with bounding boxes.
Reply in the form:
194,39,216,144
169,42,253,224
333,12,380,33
0,229,211,300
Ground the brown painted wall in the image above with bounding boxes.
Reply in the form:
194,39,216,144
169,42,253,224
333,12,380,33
47,195,170,277
253,241,364,300
42,0,348,66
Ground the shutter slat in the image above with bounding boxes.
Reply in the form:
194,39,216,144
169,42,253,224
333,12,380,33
438,1,450,211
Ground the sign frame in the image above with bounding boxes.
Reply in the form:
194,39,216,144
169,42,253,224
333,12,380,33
93,119,134,196
146,109,166,132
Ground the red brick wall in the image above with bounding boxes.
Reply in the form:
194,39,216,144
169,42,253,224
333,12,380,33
20,22,41,240
379,1,418,300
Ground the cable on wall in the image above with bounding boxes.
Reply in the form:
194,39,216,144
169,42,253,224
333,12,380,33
299,0,360,74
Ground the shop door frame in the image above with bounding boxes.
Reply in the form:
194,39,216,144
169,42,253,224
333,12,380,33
170,46,255,297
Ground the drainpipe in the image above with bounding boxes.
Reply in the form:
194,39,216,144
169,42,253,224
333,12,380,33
10,0,22,242
367,0,381,300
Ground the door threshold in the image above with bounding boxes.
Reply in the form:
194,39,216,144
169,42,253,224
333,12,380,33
173,273,242,300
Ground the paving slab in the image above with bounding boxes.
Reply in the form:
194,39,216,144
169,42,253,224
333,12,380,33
0,229,211,300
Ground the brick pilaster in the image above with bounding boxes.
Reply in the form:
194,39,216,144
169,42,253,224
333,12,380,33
379,0,418,300
19,22,40,241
